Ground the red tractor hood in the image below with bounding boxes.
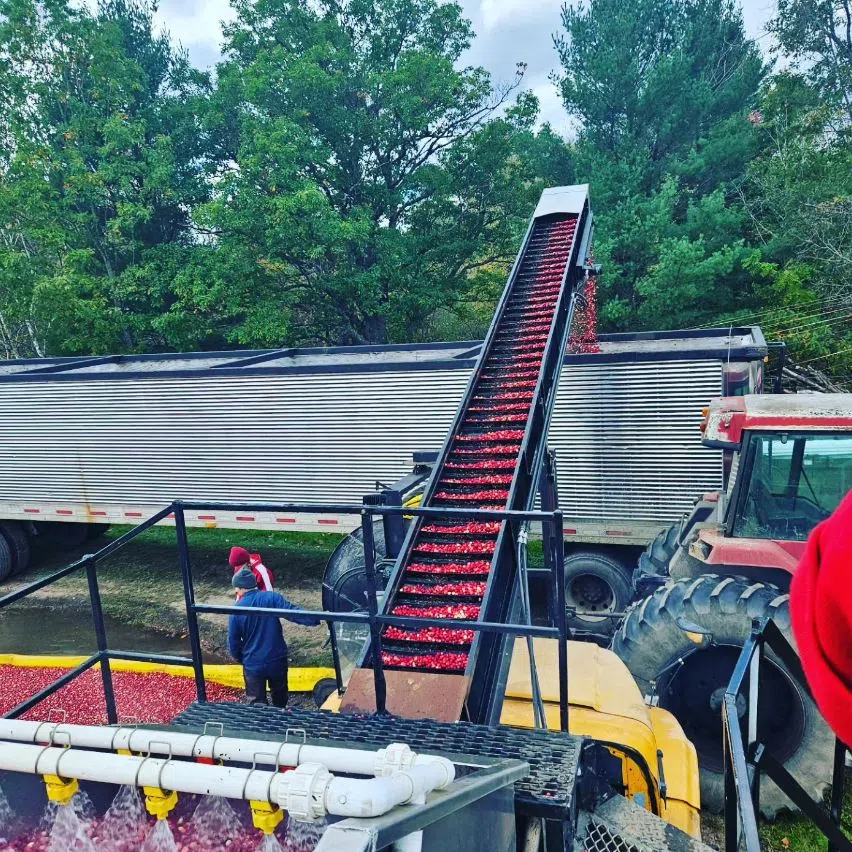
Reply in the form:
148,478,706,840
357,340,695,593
698,528,806,575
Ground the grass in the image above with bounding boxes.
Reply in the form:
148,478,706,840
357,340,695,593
759,777,852,851
0,525,344,666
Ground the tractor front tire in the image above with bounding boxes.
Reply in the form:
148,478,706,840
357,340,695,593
639,522,680,575
611,575,833,816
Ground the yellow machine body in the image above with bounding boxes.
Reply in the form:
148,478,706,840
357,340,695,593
323,637,702,839
502,638,701,838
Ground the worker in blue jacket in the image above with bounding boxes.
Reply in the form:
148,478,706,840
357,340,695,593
228,567,321,707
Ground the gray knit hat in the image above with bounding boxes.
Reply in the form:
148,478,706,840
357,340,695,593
232,567,258,590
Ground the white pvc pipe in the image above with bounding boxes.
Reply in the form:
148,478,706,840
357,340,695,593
0,720,453,788
0,743,450,821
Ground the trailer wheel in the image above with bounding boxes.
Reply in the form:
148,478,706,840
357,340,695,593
0,521,31,575
0,533,12,582
322,520,396,613
85,523,111,542
563,552,633,636
611,575,834,816
34,521,89,550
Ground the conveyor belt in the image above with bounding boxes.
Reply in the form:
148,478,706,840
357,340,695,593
369,186,592,724
381,217,579,672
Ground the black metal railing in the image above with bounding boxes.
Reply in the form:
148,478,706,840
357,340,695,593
1,500,570,732
723,616,851,851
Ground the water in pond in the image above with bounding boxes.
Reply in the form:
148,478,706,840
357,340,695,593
0,607,225,661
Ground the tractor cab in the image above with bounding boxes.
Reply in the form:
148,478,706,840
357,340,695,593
671,394,852,586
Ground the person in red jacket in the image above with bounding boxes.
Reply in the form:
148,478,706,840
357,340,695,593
790,489,852,747
229,545,274,592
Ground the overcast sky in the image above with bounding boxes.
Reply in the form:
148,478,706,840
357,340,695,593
151,0,778,136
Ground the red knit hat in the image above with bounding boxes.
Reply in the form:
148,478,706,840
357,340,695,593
228,546,251,568
790,489,852,745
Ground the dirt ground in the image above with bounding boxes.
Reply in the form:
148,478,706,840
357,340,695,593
0,525,343,666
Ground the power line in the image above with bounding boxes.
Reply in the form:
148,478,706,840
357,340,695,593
761,303,852,331
767,311,852,336
798,345,852,364
696,295,852,330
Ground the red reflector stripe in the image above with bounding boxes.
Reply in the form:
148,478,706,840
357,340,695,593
91,511,107,516
605,530,631,537
563,528,577,535
56,510,73,516
236,516,255,522
277,518,296,524
125,512,142,518
195,756,215,765
24,509,40,514
198,515,216,520
318,519,339,525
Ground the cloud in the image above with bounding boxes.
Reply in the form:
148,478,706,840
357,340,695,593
145,0,776,133
152,0,234,68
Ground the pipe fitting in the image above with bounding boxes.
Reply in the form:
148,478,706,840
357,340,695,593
143,786,178,820
374,743,415,777
43,773,78,806
250,800,284,835
276,763,332,823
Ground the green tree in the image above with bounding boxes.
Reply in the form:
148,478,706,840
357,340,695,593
185,0,570,347
554,0,765,329
0,0,210,356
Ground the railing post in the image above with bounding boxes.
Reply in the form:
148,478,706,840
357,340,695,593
723,713,740,852
85,559,117,724
748,621,762,817
174,504,207,703
361,507,388,715
553,510,569,732
828,739,849,852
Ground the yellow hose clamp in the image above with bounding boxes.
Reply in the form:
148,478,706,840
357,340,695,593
43,774,79,806
250,800,284,835
143,786,178,820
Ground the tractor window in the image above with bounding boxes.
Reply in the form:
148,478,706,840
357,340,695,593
734,433,852,540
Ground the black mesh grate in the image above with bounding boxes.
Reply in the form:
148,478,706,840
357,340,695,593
170,703,580,818
583,821,641,852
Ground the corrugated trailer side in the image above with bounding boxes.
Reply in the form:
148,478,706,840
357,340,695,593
0,330,766,600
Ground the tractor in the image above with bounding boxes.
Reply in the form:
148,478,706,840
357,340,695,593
615,393,852,815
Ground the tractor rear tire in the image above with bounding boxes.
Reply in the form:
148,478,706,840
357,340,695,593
611,575,833,816
0,533,13,582
563,552,633,637
0,521,31,575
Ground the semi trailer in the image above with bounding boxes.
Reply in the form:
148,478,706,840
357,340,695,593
0,327,766,602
